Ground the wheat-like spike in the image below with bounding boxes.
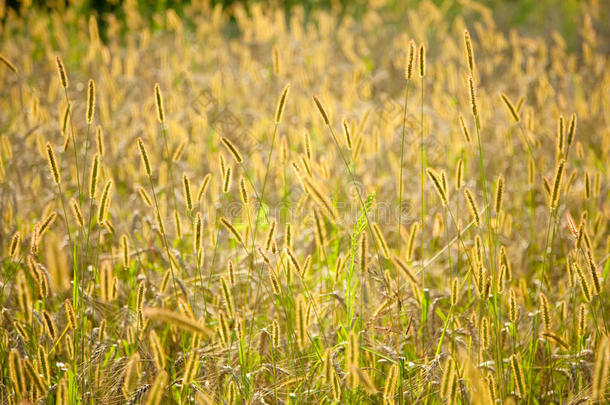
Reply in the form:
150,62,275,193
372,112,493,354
359,233,368,273
494,174,504,214
577,303,586,340
584,171,591,200
440,358,455,399
30,224,40,254
480,316,490,349
61,103,71,136
500,94,520,122
566,113,577,146
322,348,334,384
573,262,592,302
136,187,151,207
468,76,480,127
42,309,57,339
418,43,426,78
37,345,50,384
143,307,211,336
239,177,248,205
0,53,17,73
46,142,61,184
485,372,497,403
391,255,418,284
313,95,330,125
218,153,226,177
510,354,526,398
37,211,57,237
154,83,165,123
508,288,519,322
459,114,471,143
97,180,113,224
303,177,337,220
149,330,166,370
23,357,46,393
550,159,565,210
265,220,276,251
56,56,69,88
585,248,601,295
313,209,327,249
303,132,312,160
540,331,569,350
538,293,551,331
70,198,84,227
556,116,565,160
88,153,100,199
220,217,243,245
527,157,536,186
592,337,610,400
221,137,243,163
197,173,212,201
95,126,105,156
182,173,193,212
119,234,129,268
8,349,25,396
64,299,77,330
295,294,307,349
122,353,140,398
275,84,290,123
371,223,391,258
222,165,232,193
137,137,152,176
9,231,20,258
342,118,353,149
464,29,475,73
406,39,416,80
193,213,202,252
463,188,481,227
426,168,448,206
406,222,419,261
171,140,186,162
220,275,234,317
86,79,95,124
286,247,302,276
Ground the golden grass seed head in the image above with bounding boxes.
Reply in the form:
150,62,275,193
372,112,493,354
538,292,551,331
182,173,193,212
459,114,471,143
137,137,152,176
573,262,592,302
383,364,398,402
64,299,76,330
275,84,290,124
154,83,165,123
37,345,50,384
56,56,69,88
485,373,497,403
510,354,526,398
89,153,100,199
577,303,586,339
265,220,276,251
38,211,57,236
145,371,168,405
592,337,610,400
464,29,475,73
391,255,418,285
407,222,419,261
138,186,152,207
468,76,479,126
272,46,280,75
585,248,601,295
540,331,569,350
9,231,20,258
171,140,186,162
313,95,330,125
239,176,248,205
220,217,243,245
45,142,61,184
371,223,390,258
96,126,104,155
359,233,368,273
121,234,130,268
480,316,490,349
295,294,308,350
550,159,565,210
97,179,113,224
303,131,312,160
406,40,416,80
463,187,481,227
70,198,84,228
342,118,353,149
61,103,71,136
286,247,302,276
42,309,57,339
313,209,327,248
197,173,212,201
500,93,520,122
222,165,232,193
194,213,202,252
86,79,95,124
494,174,505,214
426,168,448,206
143,307,211,336
584,171,591,200
567,113,577,146
418,43,426,78
221,137,243,163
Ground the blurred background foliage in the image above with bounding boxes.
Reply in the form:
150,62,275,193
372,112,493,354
4,0,609,53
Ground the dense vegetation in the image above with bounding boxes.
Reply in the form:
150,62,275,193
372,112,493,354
0,0,608,403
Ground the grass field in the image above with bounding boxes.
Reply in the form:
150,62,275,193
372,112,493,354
0,0,609,404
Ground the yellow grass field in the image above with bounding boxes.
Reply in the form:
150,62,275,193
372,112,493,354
0,0,608,403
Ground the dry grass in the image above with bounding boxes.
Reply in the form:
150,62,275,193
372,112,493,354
0,1,609,404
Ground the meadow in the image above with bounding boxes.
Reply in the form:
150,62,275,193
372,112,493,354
0,0,609,403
